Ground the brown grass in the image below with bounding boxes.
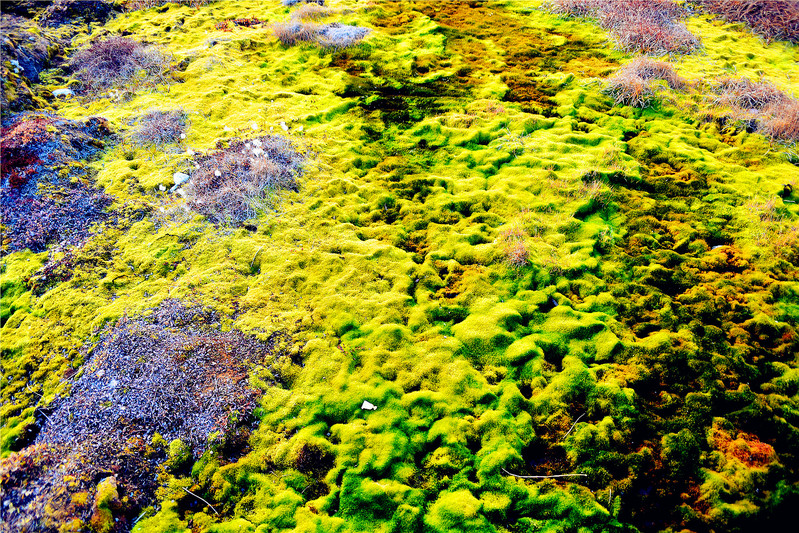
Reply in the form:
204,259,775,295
273,22,321,46
499,226,530,268
625,57,685,88
292,3,333,21
604,57,686,108
70,36,172,96
273,21,371,49
550,0,700,55
605,69,655,108
697,0,799,43
758,99,799,142
185,136,305,224
123,0,216,11
714,76,786,109
710,76,799,143
131,108,188,147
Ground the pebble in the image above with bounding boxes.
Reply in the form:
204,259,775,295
173,172,190,185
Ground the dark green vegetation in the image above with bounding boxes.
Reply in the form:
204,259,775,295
1,1,798,532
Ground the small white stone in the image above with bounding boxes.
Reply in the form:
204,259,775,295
52,88,74,97
214,170,222,177
173,172,190,185
297,125,303,132
180,133,186,139
251,123,259,130
186,149,194,155
158,184,166,191
361,400,377,411
224,126,232,132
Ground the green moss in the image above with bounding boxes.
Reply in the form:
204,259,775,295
2,0,798,531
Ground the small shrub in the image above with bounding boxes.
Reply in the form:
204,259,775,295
70,36,172,96
131,108,188,147
185,135,305,223
697,0,799,43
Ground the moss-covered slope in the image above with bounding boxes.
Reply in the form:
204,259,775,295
2,1,798,532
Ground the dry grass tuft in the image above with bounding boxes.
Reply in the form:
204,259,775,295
70,36,172,96
123,0,216,11
697,0,799,43
184,135,305,224
273,22,321,46
131,108,188,147
714,76,786,109
604,57,685,108
292,3,333,21
758,99,799,142
499,226,530,268
273,22,370,48
550,0,700,55
711,76,799,143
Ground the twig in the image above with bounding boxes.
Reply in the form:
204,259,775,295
561,412,585,442
502,468,586,479
36,408,54,425
250,246,263,269
132,510,148,525
182,487,219,515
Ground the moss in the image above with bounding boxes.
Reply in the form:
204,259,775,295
2,0,798,532
90,477,119,533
